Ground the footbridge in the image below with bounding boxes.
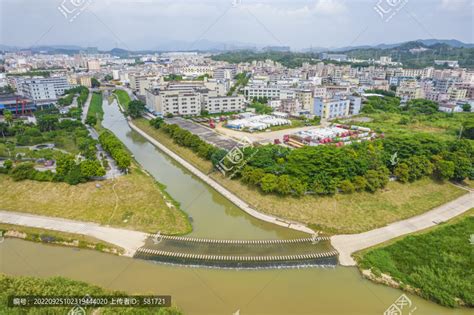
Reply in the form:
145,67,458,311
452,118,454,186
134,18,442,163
134,234,339,268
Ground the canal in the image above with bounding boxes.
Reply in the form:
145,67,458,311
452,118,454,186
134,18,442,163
0,100,470,315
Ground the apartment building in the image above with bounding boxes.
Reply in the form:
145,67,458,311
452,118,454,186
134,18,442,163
146,89,201,116
213,67,237,81
447,87,468,101
146,86,244,116
396,80,425,102
206,95,245,114
348,96,362,116
87,59,101,71
244,85,280,100
68,75,92,88
312,97,350,120
129,74,157,95
296,89,313,110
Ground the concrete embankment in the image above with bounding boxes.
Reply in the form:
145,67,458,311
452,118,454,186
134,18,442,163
0,210,148,256
128,120,315,235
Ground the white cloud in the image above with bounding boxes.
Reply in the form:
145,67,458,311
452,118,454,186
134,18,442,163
240,0,348,18
313,0,347,15
439,0,472,11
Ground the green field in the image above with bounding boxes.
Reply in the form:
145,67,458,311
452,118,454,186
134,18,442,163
357,210,474,307
113,90,131,110
345,112,471,141
87,91,104,129
0,274,182,314
0,162,192,234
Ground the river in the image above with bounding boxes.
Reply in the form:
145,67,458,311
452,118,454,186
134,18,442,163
0,100,470,315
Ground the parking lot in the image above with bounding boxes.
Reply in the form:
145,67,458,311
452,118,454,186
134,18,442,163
166,117,240,150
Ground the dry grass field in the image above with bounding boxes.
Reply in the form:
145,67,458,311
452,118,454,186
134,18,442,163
0,163,191,234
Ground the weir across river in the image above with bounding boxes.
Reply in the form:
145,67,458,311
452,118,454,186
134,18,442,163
134,235,339,268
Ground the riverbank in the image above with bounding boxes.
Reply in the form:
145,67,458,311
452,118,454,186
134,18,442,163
131,118,466,235
0,223,123,255
0,210,148,256
355,209,473,308
0,161,191,235
128,119,315,235
332,191,474,265
0,273,183,314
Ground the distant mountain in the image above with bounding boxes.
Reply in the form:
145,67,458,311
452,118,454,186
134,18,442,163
328,39,474,52
415,39,474,48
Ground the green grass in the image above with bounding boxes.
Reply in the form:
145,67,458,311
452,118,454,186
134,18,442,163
0,223,123,254
0,274,183,314
87,92,104,130
113,89,131,110
215,175,466,234
357,211,474,307
133,118,467,234
0,162,192,234
346,112,472,141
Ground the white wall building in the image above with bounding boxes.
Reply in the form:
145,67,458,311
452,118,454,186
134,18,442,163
20,77,70,101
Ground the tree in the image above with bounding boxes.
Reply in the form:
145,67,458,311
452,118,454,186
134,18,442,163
0,122,8,138
85,115,98,126
462,122,474,140
10,162,35,181
353,176,367,191
37,115,59,132
104,74,113,81
433,158,455,180
276,175,292,195
4,110,13,126
127,100,146,118
165,113,174,118
150,117,165,129
394,163,410,183
290,177,306,197
312,175,338,195
260,174,278,193
65,164,85,185
364,169,389,192
210,149,228,167
461,103,471,112
3,159,13,170
91,78,101,88
56,155,76,177
80,160,106,178
339,179,355,194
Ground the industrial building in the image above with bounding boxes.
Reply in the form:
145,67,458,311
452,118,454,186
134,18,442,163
19,77,70,102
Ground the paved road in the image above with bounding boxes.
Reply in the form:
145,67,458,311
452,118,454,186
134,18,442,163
129,119,315,235
81,90,93,124
167,117,239,150
0,210,148,256
331,191,474,266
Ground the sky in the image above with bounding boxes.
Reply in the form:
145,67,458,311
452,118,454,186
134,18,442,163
0,0,472,51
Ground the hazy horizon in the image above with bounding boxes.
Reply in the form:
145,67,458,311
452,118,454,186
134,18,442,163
1,0,473,51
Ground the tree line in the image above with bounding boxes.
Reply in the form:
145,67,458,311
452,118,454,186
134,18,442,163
149,118,473,198
98,130,132,171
